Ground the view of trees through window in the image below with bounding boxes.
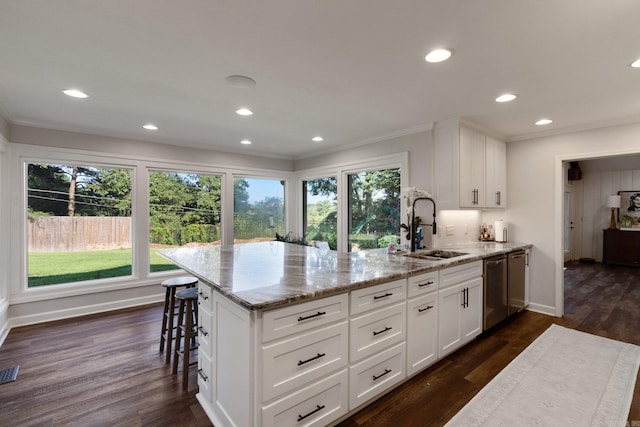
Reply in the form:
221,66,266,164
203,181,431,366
149,171,223,273
348,168,401,251
303,177,338,250
233,177,285,243
27,163,133,286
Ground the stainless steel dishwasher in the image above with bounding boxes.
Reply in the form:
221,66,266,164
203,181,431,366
483,255,508,330
508,250,527,315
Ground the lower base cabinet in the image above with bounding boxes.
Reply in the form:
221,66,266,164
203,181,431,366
349,342,406,409
261,369,349,427
406,292,438,376
196,259,491,426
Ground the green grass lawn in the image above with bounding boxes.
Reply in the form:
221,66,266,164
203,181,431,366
28,249,179,287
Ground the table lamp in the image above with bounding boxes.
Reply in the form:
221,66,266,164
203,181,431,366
606,195,621,230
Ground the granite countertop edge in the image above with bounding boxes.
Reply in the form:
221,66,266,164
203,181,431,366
160,241,532,312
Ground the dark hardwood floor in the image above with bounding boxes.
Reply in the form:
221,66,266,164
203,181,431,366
0,261,638,426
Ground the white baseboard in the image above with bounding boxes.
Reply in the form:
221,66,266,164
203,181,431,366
8,294,163,329
526,302,557,317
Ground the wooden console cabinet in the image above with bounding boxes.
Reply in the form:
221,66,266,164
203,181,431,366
603,229,640,267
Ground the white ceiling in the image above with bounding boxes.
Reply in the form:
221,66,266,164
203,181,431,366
1,1,640,160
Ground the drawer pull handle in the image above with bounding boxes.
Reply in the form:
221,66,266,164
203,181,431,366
298,352,326,366
297,404,325,422
197,369,208,382
418,281,434,287
373,292,393,300
418,305,434,312
298,311,326,322
197,326,209,336
372,368,392,381
198,291,209,301
372,326,392,336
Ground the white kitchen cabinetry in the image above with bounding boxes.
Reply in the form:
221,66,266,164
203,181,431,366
437,261,483,358
406,271,439,376
434,121,507,209
195,263,492,426
348,280,407,409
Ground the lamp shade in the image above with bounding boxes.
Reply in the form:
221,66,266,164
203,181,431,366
606,195,621,208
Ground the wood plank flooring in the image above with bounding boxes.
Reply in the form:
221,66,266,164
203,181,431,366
0,261,638,426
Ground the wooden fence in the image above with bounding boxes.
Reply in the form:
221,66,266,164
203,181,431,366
28,216,132,252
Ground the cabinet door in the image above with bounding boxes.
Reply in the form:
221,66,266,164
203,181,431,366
459,127,485,207
485,136,507,208
438,283,462,357
460,277,483,343
407,293,438,376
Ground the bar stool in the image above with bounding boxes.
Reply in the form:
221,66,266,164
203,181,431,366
173,287,199,388
159,276,198,364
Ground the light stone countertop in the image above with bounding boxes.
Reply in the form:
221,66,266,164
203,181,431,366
158,241,532,311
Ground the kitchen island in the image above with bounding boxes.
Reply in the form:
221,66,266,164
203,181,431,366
160,241,531,427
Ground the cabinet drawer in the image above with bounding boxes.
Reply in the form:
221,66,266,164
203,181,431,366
262,321,348,402
198,350,213,403
439,261,482,289
197,283,212,307
262,293,348,343
350,302,406,363
349,342,406,410
197,302,213,356
350,279,406,315
262,369,348,427
407,271,438,298
407,293,438,376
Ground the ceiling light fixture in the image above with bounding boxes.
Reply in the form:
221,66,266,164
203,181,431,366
63,89,89,98
236,108,254,116
225,75,257,88
425,48,452,63
240,139,252,145
535,118,553,126
143,124,158,130
312,136,324,142
631,58,640,68
495,93,517,103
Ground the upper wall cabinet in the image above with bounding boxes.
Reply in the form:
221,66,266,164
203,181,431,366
434,121,506,210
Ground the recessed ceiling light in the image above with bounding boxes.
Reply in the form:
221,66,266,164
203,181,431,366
240,139,252,145
63,89,89,98
425,49,452,63
495,93,517,103
236,108,254,116
631,58,640,68
312,136,324,142
143,124,158,130
535,118,553,126
225,75,257,88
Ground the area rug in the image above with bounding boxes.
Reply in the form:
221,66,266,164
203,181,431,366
445,324,640,426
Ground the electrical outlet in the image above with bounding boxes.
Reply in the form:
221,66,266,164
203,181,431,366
446,225,454,236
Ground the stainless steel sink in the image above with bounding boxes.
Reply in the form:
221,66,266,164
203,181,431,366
403,249,468,260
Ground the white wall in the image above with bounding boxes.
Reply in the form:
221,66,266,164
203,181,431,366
0,132,9,344
508,122,640,315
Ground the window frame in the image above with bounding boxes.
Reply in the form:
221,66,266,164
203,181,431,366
297,153,408,252
9,143,294,304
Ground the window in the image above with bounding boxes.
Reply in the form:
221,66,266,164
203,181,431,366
348,168,401,251
27,164,133,287
149,171,222,273
233,177,285,243
303,177,337,250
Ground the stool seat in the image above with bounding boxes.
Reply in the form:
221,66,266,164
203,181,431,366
173,286,199,388
159,276,198,364
161,276,198,289
175,287,198,300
